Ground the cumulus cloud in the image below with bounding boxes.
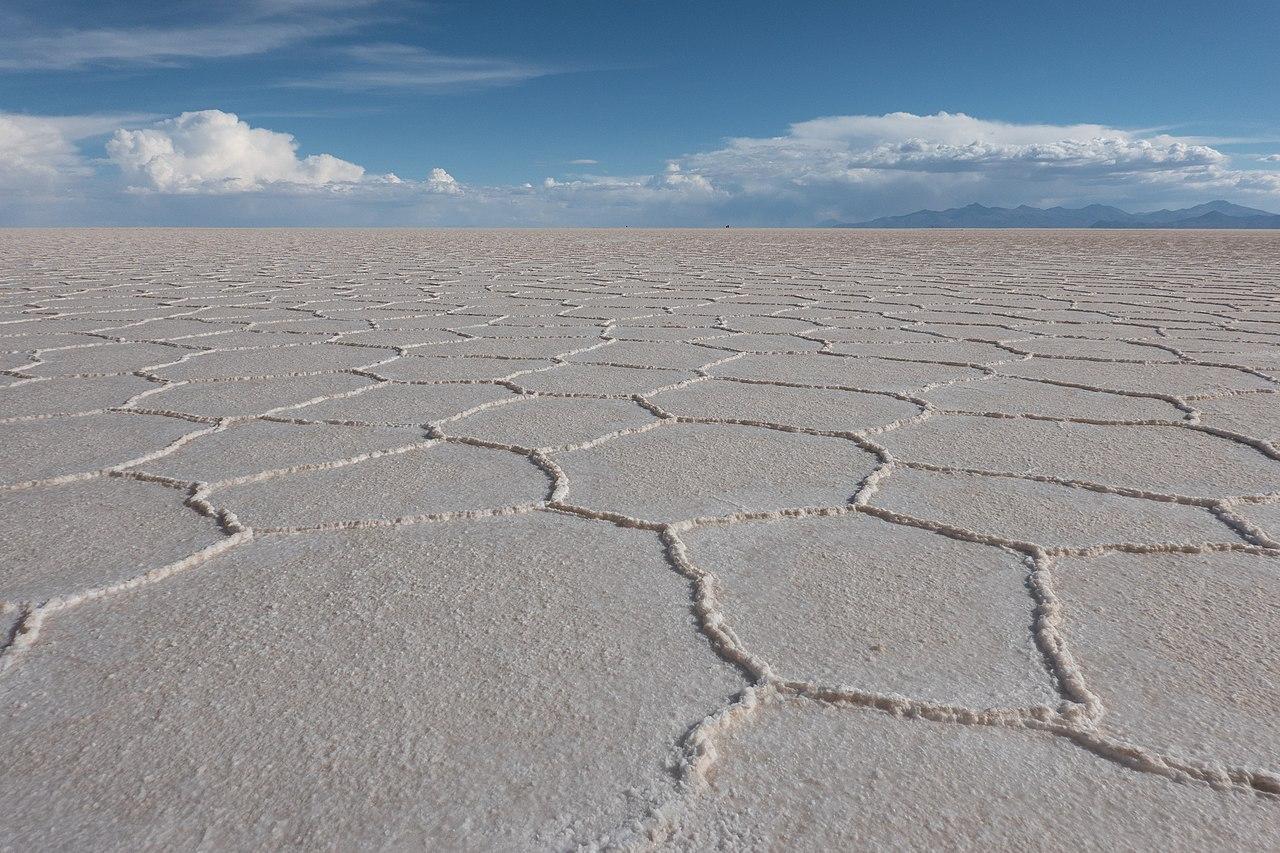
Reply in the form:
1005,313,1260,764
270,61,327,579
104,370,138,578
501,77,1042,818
106,110,367,193
424,167,462,195
7,108,1280,225
662,111,1279,223
0,113,150,190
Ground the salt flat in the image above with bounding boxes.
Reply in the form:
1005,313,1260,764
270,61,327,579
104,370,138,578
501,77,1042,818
1,229,1278,850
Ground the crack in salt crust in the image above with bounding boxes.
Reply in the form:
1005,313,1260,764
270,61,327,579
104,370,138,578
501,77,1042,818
1,229,1278,849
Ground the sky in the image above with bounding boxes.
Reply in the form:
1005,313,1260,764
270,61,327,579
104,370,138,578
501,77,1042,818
2,0,1279,226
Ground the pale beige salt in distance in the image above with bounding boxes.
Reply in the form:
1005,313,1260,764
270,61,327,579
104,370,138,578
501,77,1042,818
0,228,1277,849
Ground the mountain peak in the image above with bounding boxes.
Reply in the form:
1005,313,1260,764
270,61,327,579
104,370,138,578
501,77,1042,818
828,201,1280,229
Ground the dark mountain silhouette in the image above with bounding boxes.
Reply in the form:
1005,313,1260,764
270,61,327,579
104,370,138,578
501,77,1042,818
829,200,1280,229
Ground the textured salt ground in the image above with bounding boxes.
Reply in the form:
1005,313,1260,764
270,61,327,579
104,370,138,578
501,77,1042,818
670,701,1280,851
0,514,741,849
1,229,1279,850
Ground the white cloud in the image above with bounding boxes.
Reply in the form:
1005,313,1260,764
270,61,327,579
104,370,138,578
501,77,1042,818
106,110,366,193
0,113,151,190
424,167,462,195
6,108,1280,225
281,44,555,91
1260,153,1280,163
568,158,599,165
0,1,376,71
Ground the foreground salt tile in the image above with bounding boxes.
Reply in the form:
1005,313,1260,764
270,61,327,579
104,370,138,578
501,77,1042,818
1053,550,1280,772
510,362,694,396
3,412,202,486
139,419,423,483
136,373,376,418
446,396,657,448
999,358,1276,397
559,422,878,522
27,341,192,377
154,343,396,380
1235,501,1280,540
289,381,515,426
878,414,1280,498
1,375,158,419
870,468,1234,549
1195,391,1280,444
0,478,223,602
0,513,741,849
709,352,984,392
649,378,922,433
682,514,1055,707
921,375,1179,420
372,354,550,382
670,700,1279,850
208,442,552,529
825,339,1016,364
566,340,726,369
446,335,604,359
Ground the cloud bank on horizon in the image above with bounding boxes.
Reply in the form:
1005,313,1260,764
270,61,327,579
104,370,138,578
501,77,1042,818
4,107,1278,226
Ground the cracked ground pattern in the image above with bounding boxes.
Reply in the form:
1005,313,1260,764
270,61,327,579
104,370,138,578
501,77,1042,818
1,229,1278,850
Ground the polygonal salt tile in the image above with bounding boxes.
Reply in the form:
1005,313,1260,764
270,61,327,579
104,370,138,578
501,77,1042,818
922,375,1180,420
137,374,377,418
825,340,1019,364
155,344,396,380
566,340,725,370
1,375,158,419
1007,338,1183,361
649,378,922,433
372,355,550,382
682,514,1055,706
609,325,724,342
1195,392,1280,445
1233,501,1280,541
0,478,223,602
705,333,826,354
0,332,104,351
3,412,203,486
333,328,462,348
999,358,1276,397
291,382,517,425
511,363,694,396
710,353,984,393
672,700,1280,850
208,442,550,528
446,397,658,448
139,419,423,483
0,513,742,849
871,468,1235,549
808,327,941,345
1054,550,1280,772
558,422,877,521
28,342,192,376
878,415,1280,498
447,336,604,359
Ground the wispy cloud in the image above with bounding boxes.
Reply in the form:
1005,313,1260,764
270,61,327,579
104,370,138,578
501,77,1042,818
0,0,376,71
568,158,600,165
281,43,556,91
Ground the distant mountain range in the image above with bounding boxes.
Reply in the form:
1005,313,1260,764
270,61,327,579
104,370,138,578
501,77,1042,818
825,200,1280,229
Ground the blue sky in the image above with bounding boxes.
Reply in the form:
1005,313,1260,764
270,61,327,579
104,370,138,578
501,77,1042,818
2,0,1279,225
